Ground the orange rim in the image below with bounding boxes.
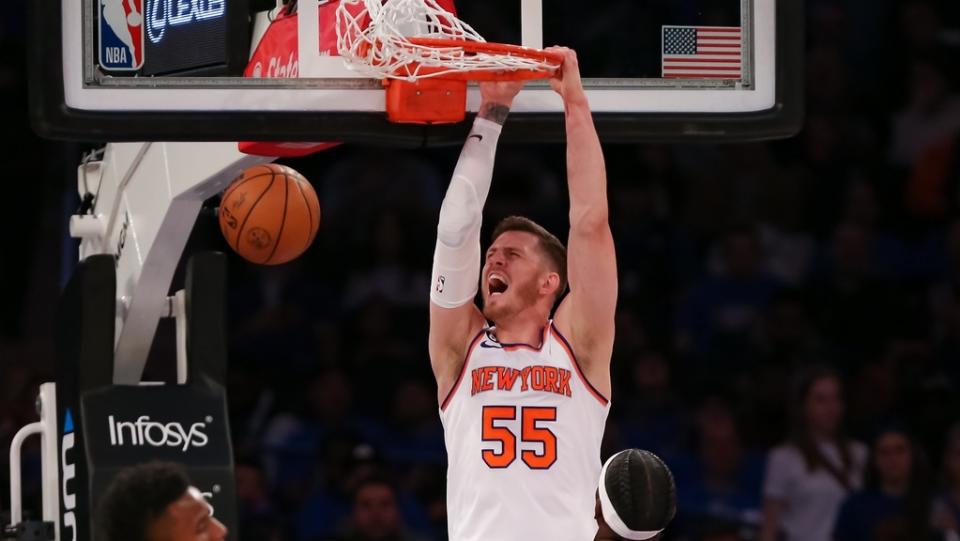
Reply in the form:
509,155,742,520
393,38,563,81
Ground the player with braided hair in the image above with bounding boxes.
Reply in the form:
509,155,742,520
595,449,677,540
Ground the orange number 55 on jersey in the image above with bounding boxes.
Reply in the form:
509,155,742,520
481,406,557,469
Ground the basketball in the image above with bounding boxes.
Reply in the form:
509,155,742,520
218,163,320,265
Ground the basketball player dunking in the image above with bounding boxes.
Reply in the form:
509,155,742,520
429,48,616,541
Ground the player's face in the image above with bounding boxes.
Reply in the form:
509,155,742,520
150,488,227,541
481,231,552,321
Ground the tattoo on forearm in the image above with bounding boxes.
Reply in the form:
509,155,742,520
478,103,510,125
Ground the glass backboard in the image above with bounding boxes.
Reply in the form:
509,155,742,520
30,0,803,144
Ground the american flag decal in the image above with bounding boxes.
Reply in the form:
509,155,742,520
662,26,742,79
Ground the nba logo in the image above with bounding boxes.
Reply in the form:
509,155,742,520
99,0,144,71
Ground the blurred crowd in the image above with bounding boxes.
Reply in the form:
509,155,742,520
3,0,960,541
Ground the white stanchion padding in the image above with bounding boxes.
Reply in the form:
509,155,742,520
69,215,107,239
72,142,271,384
9,422,43,526
38,383,60,537
8,383,60,537
171,290,188,385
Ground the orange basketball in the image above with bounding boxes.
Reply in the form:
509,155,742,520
219,164,321,265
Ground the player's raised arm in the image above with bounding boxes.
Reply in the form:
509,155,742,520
550,48,617,398
428,81,524,403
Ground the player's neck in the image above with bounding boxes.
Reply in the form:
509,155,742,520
491,312,549,347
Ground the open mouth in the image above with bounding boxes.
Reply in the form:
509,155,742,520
488,273,509,296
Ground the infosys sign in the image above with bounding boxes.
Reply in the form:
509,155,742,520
81,386,231,465
107,415,211,452
66,383,235,540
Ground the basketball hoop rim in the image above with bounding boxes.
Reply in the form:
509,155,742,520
398,38,563,81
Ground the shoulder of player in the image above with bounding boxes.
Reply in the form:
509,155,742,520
428,312,487,370
429,302,486,350
431,320,488,407
551,301,613,368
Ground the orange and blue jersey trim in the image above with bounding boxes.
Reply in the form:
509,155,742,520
550,322,609,406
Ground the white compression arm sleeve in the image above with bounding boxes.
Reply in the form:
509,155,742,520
430,117,503,308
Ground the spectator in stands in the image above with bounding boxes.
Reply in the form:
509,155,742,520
808,222,899,361
263,368,374,513
381,378,445,469
331,474,428,541
294,437,391,541
342,212,430,310
833,425,935,541
889,56,960,167
754,289,821,366
235,459,283,541
760,366,868,541
617,350,687,458
671,396,764,539
676,225,781,361
929,221,960,380
932,424,960,541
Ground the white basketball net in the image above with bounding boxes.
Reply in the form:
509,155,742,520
335,0,558,80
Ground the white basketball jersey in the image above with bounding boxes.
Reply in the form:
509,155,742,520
439,321,610,541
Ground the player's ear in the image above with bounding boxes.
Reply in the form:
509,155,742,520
541,272,560,296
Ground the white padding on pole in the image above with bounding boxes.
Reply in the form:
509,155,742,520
38,383,60,533
173,290,188,385
9,422,43,526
